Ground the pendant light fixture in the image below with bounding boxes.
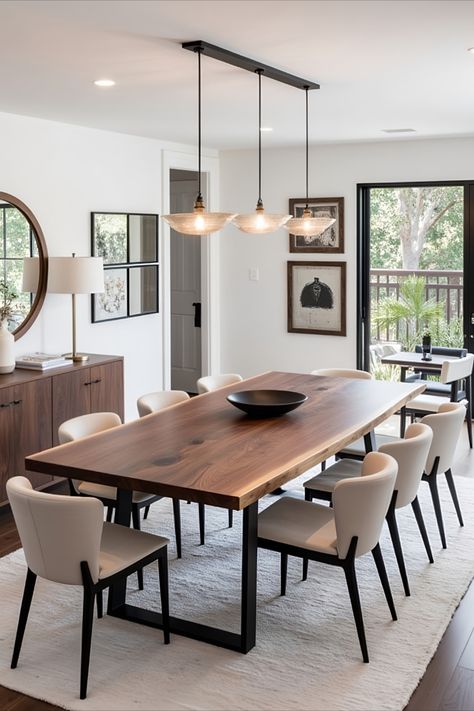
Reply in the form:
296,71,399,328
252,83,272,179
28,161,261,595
162,48,236,235
283,88,335,238
232,70,291,235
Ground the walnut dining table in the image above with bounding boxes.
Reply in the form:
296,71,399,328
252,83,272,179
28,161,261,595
25,371,425,654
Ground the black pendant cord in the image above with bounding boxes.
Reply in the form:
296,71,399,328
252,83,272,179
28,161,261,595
196,48,203,204
257,69,263,208
305,86,309,209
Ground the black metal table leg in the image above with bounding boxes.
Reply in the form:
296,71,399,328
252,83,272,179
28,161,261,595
240,502,258,653
107,489,133,613
364,430,376,452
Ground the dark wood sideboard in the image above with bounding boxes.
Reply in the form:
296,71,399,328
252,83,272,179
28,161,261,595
0,354,124,505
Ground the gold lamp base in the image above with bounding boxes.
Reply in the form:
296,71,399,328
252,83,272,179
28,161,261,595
64,353,89,362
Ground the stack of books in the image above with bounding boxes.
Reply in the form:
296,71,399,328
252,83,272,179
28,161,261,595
16,352,70,370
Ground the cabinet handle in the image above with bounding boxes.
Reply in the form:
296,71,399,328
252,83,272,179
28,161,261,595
0,402,11,408
84,379,101,386
12,400,22,406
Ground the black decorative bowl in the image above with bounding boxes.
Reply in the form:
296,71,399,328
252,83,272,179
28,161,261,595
226,389,307,418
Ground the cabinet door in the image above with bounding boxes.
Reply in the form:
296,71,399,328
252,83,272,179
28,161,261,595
14,379,53,488
90,361,124,420
52,368,91,445
0,387,17,504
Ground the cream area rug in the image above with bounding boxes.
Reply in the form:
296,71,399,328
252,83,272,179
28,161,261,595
0,470,473,711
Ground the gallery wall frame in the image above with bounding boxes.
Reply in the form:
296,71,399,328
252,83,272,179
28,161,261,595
287,260,346,336
288,197,344,254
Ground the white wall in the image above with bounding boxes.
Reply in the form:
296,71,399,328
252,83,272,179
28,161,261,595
0,111,200,420
219,137,474,377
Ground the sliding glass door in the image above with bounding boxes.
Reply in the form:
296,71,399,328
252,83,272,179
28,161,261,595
357,181,474,377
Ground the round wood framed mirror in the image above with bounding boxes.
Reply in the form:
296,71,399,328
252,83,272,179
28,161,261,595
0,192,48,340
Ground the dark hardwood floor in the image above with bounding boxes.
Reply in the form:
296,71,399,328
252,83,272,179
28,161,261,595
1,429,473,711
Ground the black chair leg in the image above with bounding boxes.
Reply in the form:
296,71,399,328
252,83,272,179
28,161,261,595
302,558,308,581
172,499,182,559
321,460,326,472
280,553,288,596
132,506,144,589
158,553,170,645
143,505,151,520
343,560,369,663
445,469,464,527
427,473,447,549
304,489,312,502
106,506,113,523
11,568,37,669
198,503,205,545
371,544,397,621
466,400,473,449
302,495,310,581
385,507,410,597
80,587,95,699
411,496,434,564
228,509,233,528
400,407,407,438
96,590,103,619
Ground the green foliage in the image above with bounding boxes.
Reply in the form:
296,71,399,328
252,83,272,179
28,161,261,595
94,214,127,264
0,280,20,323
373,276,444,351
430,316,464,348
0,205,32,330
370,186,463,270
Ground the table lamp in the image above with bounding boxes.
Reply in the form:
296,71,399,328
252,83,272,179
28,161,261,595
23,253,104,362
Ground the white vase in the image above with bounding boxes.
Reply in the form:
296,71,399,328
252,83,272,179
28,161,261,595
0,320,15,374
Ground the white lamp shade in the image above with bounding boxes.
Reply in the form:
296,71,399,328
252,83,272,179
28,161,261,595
22,257,40,293
48,257,104,294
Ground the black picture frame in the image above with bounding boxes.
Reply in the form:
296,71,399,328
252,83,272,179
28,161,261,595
288,197,344,254
91,212,159,266
287,260,346,336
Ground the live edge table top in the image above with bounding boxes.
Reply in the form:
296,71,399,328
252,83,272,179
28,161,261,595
26,371,425,511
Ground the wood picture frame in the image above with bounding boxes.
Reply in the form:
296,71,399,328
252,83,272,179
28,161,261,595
287,260,346,336
288,197,344,254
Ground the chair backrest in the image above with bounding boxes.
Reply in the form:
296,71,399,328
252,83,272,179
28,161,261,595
137,390,190,417
439,353,474,385
311,368,373,380
420,402,466,475
378,423,433,508
415,345,468,358
58,412,122,444
7,477,103,585
197,373,243,394
333,452,397,559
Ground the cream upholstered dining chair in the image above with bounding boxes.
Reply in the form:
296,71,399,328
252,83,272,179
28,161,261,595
58,412,180,590
137,389,203,550
7,476,170,700
258,452,398,663
196,373,243,536
403,353,474,448
196,373,243,394
418,402,466,549
137,389,190,417
303,423,434,597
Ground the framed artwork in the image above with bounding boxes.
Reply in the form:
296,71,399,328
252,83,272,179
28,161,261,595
91,212,158,265
287,261,346,336
92,268,128,322
288,197,344,254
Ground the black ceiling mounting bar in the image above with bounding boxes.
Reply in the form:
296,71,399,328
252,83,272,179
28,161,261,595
182,40,320,91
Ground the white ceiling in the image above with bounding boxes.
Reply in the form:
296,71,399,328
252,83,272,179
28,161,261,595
2,0,474,149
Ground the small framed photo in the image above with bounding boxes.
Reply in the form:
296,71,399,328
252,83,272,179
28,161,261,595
128,265,159,316
288,197,344,254
287,261,346,336
92,268,128,323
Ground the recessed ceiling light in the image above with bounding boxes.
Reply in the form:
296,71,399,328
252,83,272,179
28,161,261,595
382,128,416,133
94,79,116,87
260,127,273,132
468,47,474,53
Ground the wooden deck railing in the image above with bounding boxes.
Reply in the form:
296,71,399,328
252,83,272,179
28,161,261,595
370,269,463,342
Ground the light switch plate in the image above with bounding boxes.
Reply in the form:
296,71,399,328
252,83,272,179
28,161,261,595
249,267,259,281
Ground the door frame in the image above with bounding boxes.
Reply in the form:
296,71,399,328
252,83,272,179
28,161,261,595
357,180,472,371
162,149,221,390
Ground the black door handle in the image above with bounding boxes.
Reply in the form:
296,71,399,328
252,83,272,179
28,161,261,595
192,302,201,328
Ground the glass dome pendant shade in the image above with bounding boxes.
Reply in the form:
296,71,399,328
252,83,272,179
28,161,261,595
284,88,335,238
232,70,290,235
163,49,235,236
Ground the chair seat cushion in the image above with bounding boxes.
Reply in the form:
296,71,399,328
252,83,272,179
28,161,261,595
406,394,467,413
99,522,169,580
304,458,362,494
338,433,398,458
404,377,465,399
77,481,155,504
258,497,338,556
